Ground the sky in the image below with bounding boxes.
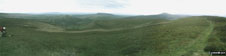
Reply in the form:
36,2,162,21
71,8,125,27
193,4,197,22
0,0,226,16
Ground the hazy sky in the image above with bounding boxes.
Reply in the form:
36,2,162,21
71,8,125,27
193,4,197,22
0,0,225,15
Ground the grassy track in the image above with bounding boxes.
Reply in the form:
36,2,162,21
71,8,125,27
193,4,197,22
179,19,214,56
32,21,170,33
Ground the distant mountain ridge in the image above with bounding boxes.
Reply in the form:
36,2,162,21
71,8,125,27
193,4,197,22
0,12,189,20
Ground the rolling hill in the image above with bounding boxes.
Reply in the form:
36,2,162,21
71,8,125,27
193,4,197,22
0,13,225,56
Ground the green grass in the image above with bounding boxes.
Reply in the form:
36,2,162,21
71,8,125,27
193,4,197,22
204,16,226,56
33,15,168,31
0,15,225,56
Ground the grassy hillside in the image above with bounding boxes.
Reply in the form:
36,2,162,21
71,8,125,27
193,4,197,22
135,17,212,56
204,16,226,53
31,14,170,31
0,14,225,56
0,13,186,31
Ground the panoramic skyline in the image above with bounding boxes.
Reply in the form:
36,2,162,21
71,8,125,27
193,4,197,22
0,0,225,16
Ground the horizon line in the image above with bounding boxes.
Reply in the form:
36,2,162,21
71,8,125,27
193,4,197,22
0,12,225,17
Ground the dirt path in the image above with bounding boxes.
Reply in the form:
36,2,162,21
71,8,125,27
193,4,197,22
30,21,170,33
65,21,170,33
64,22,170,33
